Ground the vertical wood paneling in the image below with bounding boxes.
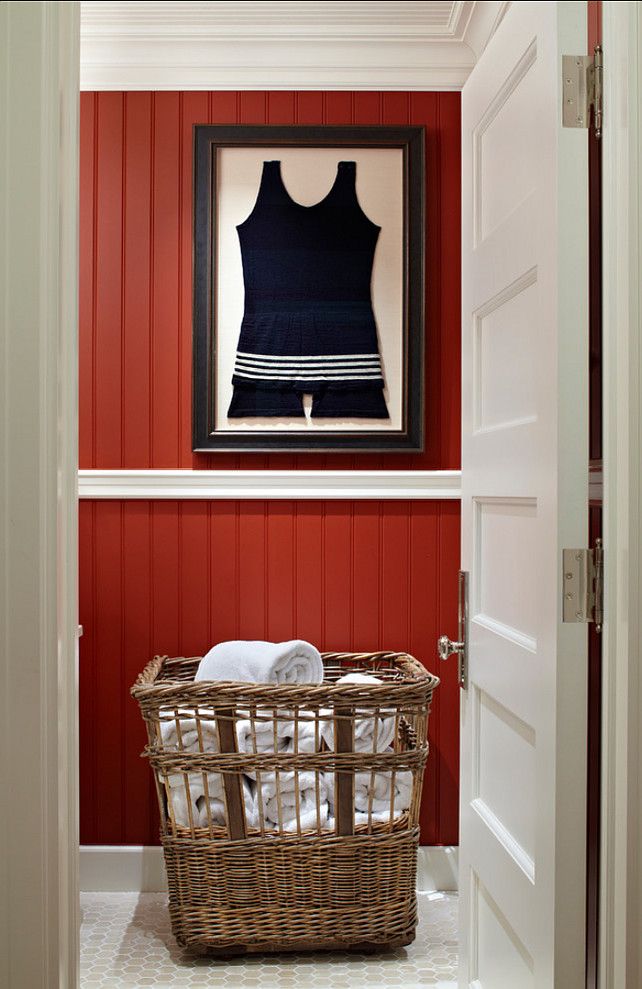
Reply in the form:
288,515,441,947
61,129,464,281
78,500,96,841
123,92,152,467
209,502,240,643
410,502,440,844
238,503,268,638
122,502,154,842
323,91,352,124
322,502,352,650
179,93,209,469
178,503,210,656
151,502,181,657
267,91,296,124
381,502,411,648
351,502,383,650
435,501,460,844
265,503,295,642
294,503,325,646
78,90,462,848
94,93,124,467
151,94,181,467
79,90,460,471
79,94,96,467
93,502,124,841
295,90,324,124
79,501,459,844
80,499,459,845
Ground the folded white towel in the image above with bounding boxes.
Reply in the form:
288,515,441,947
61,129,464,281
159,711,220,753
320,673,397,753
195,640,324,685
255,771,329,832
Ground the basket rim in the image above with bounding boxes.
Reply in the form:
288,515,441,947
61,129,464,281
131,651,440,703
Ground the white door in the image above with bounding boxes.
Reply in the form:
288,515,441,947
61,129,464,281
458,4,589,987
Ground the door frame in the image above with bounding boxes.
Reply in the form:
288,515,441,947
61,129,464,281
0,3,80,987
600,3,642,987
2,2,639,987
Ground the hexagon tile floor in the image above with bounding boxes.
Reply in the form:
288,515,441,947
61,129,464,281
80,891,458,988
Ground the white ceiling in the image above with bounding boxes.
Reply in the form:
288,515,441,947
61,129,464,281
80,1,510,91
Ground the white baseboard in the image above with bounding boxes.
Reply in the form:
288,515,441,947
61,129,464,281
79,844,458,893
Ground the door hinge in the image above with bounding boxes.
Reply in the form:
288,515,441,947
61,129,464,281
562,45,603,138
562,538,604,632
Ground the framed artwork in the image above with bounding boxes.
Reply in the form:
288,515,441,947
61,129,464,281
193,125,425,452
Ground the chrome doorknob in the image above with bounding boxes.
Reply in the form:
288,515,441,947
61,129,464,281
438,634,465,662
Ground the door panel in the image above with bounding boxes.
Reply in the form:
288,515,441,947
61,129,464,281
460,4,589,987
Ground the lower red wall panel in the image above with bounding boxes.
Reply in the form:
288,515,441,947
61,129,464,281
79,499,460,846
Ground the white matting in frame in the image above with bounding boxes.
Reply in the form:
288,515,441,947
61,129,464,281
214,146,404,433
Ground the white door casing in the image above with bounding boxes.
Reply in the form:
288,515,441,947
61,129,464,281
0,2,80,986
459,4,588,988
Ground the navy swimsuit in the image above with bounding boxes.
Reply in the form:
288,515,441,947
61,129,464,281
227,160,389,419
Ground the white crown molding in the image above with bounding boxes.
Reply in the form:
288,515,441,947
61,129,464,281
78,469,462,500
462,0,511,59
78,1,504,91
79,844,458,892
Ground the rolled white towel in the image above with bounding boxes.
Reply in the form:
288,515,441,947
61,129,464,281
196,779,256,829
235,713,291,779
327,767,412,821
163,770,225,828
269,710,323,757
353,769,412,816
195,639,323,685
320,673,396,753
255,771,329,832
159,711,220,753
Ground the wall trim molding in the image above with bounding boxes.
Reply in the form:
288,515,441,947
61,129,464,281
79,0,509,91
79,844,459,893
78,468,462,501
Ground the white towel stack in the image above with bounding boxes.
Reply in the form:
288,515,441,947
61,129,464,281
160,644,407,832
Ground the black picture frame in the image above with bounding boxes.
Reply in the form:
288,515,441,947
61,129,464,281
193,124,425,452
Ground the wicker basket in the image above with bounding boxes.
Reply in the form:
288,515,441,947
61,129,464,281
131,651,439,954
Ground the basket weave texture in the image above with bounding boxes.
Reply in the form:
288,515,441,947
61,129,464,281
131,651,439,954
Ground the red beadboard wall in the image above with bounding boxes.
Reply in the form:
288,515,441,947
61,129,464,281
79,90,461,847
79,500,460,845
79,90,460,471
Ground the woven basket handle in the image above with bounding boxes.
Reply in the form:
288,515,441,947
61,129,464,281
334,705,354,836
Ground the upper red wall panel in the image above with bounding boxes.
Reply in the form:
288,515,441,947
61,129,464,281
79,91,461,471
